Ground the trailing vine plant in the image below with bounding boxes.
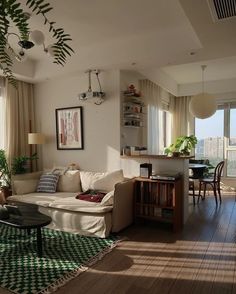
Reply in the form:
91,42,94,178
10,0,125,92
0,0,74,85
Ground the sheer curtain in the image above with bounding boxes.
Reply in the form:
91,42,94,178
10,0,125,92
5,79,35,166
139,79,162,154
170,95,194,140
0,77,6,150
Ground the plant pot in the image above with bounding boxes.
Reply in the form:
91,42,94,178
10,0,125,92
0,186,12,199
172,151,181,157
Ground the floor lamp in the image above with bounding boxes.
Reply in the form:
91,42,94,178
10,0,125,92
28,133,45,172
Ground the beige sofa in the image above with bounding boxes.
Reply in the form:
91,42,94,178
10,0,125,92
7,170,134,238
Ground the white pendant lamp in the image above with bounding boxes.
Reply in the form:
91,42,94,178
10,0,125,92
189,65,217,119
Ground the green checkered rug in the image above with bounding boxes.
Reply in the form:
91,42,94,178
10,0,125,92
0,224,118,294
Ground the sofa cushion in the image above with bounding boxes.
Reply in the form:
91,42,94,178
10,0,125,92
80,171,107,192
14,179,39,195
100,190,114,206
57,170,81,192
48,197,113,213
92,170,124,192
7,192,77,207
37,174,60,193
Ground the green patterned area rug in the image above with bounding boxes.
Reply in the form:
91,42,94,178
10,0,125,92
0,225,118,294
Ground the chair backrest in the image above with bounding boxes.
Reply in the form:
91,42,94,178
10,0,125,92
213,161,224,182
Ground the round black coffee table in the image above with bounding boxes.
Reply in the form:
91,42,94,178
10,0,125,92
0,203,51,257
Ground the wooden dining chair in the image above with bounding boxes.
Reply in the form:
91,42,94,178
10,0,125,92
199,161,224,205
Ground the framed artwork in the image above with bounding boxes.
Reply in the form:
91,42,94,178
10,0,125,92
55,106,84,150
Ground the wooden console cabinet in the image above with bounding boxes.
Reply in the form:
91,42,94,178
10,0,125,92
134,177,183,232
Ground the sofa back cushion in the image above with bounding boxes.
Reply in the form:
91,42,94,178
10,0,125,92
92,170,124,192
80,171,107,192
12,171,42,195
37,174,60,193
57,170,81,192
14,179,39,195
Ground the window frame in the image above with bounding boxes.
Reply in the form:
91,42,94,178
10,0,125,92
195,102,236,178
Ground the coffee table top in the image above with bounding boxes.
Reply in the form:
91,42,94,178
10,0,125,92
0,203,51,229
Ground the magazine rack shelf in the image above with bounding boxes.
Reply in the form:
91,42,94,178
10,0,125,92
134,177,183,232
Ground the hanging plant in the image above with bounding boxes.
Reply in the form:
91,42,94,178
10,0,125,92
0,0,74,85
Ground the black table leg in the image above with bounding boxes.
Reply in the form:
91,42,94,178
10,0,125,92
36,227,42,258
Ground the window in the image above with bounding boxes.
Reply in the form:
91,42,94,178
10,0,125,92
229,108,236,146
195,110,224,167
195,103,236,177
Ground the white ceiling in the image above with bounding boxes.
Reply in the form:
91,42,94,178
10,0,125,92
12,0,236,86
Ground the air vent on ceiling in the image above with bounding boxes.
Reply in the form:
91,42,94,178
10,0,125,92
207,0,236,22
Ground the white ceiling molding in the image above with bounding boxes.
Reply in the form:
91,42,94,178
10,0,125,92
178,77,236,97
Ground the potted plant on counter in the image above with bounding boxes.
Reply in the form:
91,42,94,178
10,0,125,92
164,135,198,157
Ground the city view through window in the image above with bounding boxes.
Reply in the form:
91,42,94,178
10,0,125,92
195,108,236,177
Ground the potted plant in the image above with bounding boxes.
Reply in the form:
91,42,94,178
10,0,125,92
0,150,38,199
11,153,37,175
0,149,12,198
164,135,198,157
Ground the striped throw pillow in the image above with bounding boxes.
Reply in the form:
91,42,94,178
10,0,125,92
37,174,60,193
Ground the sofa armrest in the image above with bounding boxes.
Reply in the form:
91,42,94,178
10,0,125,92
11,171,43,195
111,179,134,232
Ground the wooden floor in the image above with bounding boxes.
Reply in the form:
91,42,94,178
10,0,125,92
1,193,236,294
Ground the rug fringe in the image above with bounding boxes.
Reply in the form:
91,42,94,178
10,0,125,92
86,238,122,267
38,266,87,294
38,238,122,294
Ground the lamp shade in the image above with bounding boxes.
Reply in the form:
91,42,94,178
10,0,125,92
28,133,45,144
189,93,217,119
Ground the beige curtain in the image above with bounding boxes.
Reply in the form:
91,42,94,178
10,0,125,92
170,95,194,141
5,80,35,166
0,77,6,150
139,79,162,154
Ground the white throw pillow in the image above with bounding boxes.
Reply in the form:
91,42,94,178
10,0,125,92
92,170,124,192
14,179,39,195
100,190,114,206
57,170,81,192
80,171,107,192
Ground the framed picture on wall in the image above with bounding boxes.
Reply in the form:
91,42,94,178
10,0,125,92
55,106,84,150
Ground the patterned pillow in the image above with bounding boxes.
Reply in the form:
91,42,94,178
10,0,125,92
37,174,60,193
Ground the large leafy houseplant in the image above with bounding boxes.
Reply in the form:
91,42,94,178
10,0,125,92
0,149,11,188
164,135,198,156
0,149,37,189
0,0,74,85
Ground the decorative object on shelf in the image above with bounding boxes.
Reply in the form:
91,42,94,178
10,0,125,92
189,65,217,119
78,69,105,105
123,87,145,128
0,0,74,85
164,135,197,156
124,84,141,97
140,163,152,178
55,106,84,150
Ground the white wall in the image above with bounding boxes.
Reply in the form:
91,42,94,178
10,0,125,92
34,70,121,172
